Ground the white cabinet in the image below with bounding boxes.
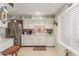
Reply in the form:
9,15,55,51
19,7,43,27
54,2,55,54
21,34,46,46
23,18,53,29
21,35,32,46
36,34,46,46
45,24,53,29
23,19,29,29
0,38,13,55
0,21,7,28
46,36,55,46
21,34,55,46
22,35,34,46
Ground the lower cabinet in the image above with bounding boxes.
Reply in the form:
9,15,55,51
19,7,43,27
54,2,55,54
0,38,13,55
46,36,55,46
21,35,55,46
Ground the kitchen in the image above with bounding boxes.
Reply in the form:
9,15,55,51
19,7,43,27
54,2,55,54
0,3,79,56
0,3,59,56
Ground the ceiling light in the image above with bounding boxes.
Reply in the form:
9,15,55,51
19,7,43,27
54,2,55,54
36,11,40,15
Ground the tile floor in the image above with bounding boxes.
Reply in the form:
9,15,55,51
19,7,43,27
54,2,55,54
17,47,61,56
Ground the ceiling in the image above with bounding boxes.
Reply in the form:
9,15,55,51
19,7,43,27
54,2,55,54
7,3,67,16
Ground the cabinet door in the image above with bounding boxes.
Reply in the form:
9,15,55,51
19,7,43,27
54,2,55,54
23,19,29,29
21,35,31,46
0,39,13,52
34,35,40,46
33,38,39,46
39,35,46,46
21,36,29,46
46,36,55,46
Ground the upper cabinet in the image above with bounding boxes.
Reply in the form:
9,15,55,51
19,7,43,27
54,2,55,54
23,18,54,29
0,3,8,28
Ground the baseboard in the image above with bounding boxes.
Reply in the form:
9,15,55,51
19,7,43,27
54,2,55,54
22,46,46,47
21,46,55,47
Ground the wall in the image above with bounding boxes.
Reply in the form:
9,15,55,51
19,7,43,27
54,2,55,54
55,3,76,56
55,3,72,17
57,43,76,56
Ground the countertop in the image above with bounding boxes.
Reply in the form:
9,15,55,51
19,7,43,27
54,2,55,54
0,37,14,53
